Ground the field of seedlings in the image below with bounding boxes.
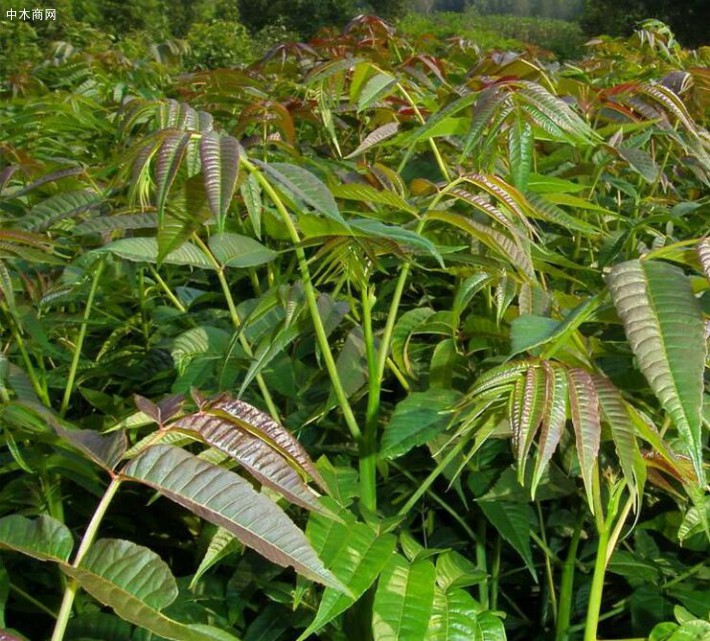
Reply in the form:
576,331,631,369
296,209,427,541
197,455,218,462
0,14,709,641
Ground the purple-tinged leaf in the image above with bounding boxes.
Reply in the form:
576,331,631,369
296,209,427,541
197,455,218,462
208,397,327,491
200,132,240,221
122,445,342,589
531,362,567,499
172,410,335,518
513,365,547,481
567,368,601,510
155,132,190,218
594,376,639,502
345,122,399,158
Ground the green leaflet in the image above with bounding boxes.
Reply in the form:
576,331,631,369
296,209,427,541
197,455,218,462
608,259,706,484
391,308,436,377
594,376,640,502
62,539,239,641
259,162,343,223
297,513,396,640
20,189,102,231
425,587,481,641
330,183,417,215
357,72,397,112
208,232,277,268
0,515,73,563
189,527,240,590
346,122,400,158
435,551,487,591
372,554,437,641
508,118,533,192
475,494,536,578
123,445,342,589
380,389,462,460
97,237,214,269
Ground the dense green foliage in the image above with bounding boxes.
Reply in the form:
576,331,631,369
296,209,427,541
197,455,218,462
581,0,710,49
398,10,585,58
0,13,709,641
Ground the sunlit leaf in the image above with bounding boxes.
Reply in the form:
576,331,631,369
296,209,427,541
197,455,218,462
567,368,601,509
608,259,706,483
123,445,341,588
0,515,73,563
200,132,240,221
372,554,436,641
297,512,396,640
62,539,238,641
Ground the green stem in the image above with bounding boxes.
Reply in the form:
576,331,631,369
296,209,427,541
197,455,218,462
147,265,187,313
396,437,468,518
490,534,500,611
51,476,122,641
61,259,105,416
395,82,450,181
583,523,610,641
555,511,584,641
191,235,281,423
476,519,489,609
584,482,625,641
4,308,50,406
243,159,362,444
536,501,558,625
360,285,379,511
10,581,58,618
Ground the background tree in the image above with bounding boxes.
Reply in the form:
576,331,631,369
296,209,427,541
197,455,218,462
580,0,709,47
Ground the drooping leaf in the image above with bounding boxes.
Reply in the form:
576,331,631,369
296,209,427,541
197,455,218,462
380,389,461,460
608,259,706,483
346,122,400,158
62,539,238,641
428,211,534,278
97,238,213,269
531,363,567,499
208,233,277,268
172,409,333,517
207,397,327,491
0,515,73,563
297,513,396,640
475,493,536,577
241,173,263,238
511,366,546,481
123,445,341,589
594,376,640,502
200,132,240,221
508,118,533,192
372,554,437,641
189,527,240,590
155,132,190,218
357,72,397,112
567,368,601,510
259,162,343,223
51,423,127,472
425,587,481,641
